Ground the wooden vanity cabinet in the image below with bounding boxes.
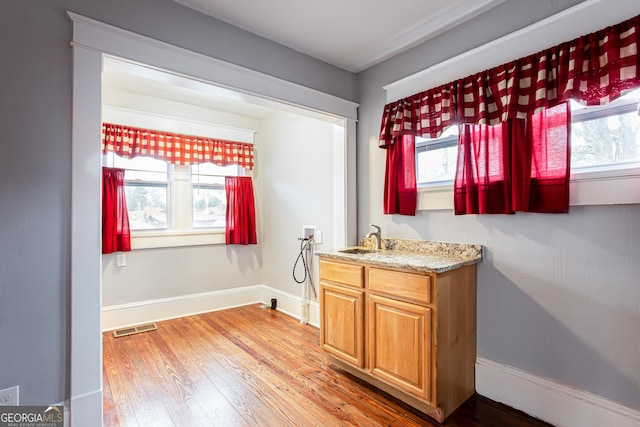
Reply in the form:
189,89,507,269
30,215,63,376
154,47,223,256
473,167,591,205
369,293,432,400
319,257,477,423
319,260,365,367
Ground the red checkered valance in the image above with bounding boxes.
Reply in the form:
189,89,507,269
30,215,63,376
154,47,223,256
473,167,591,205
380,14,640,147
102,123,254,169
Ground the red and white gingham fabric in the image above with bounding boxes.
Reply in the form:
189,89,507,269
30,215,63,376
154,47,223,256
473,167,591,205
102,123,254,169
379,14,640,147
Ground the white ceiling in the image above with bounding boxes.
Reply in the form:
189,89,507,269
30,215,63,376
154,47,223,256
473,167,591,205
102,57,277,119
102,57,345,123
172,0,507,72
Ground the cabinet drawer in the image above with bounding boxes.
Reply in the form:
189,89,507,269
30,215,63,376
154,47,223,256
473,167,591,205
369,268,431,304
320,260,364,288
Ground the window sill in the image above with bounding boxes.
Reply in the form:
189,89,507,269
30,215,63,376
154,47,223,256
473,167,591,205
130,229,226,249
417,166,640,211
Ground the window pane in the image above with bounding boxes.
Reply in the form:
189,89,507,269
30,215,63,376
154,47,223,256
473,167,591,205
191,163,240,185
417,145,458,184
192,187,226,228
103,153,168,182
125,184,167,230
571,111,640,169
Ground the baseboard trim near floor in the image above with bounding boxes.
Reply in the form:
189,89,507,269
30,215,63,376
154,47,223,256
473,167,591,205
102,284,319,331
476,357,640,427
259,286,320,328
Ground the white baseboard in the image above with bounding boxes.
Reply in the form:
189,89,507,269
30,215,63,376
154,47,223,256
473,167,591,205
476,357,640,427
259,285,320,328
102,284,319,331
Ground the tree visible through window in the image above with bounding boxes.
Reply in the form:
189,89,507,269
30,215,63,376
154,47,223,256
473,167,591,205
103,153,168,230
102,153,245,232
192,163,241,228
570,89,640,170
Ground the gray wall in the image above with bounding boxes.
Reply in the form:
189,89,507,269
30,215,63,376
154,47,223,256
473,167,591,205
357,0,640,411
0,0,356,406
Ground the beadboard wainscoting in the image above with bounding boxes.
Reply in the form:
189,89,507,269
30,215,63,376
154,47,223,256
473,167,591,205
102,285,320,332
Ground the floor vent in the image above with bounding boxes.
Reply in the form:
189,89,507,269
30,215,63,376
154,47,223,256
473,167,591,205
113,323,158,338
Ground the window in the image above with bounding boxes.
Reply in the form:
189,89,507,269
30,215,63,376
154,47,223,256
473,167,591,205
102,153,244,233
416,126,458,186
570,88,640,172
103,153,168,230
416,88,640,186
191,163,241,228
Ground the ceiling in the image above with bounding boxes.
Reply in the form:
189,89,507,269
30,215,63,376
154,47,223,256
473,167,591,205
172,0,507,72
102,57,345,123
103,57,277,119
103,0,509,120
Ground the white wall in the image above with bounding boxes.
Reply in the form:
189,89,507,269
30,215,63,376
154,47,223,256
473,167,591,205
259,111,340,300
357,0,640,415
101,86,342,308
101,88,264,306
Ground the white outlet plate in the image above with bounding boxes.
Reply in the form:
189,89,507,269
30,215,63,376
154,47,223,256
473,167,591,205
0,386,19,406
116,253,126,267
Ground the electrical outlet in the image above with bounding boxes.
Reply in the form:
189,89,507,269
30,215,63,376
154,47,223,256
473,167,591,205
302,225,316,241
0,386,19,406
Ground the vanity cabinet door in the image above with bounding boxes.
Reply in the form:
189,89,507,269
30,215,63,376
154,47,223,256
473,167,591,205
368,294,432,401
320,283,365,367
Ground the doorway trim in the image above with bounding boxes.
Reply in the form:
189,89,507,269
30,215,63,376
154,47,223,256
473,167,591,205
68,12,358,425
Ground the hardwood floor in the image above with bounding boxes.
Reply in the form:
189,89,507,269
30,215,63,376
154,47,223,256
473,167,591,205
103,304,551,426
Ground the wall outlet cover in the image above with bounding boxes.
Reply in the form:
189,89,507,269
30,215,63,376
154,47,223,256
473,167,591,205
0,386,19,406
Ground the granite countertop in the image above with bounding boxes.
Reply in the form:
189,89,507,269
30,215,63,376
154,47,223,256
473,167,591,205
315,238,482,273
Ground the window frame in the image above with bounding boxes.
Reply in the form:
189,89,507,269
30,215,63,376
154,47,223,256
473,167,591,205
190,163,243,230
416,132,458,188
102,153,248,248
123,180,170,231
415,94,640,210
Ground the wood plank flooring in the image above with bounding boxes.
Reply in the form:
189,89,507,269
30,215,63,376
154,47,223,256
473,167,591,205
103,304,552,426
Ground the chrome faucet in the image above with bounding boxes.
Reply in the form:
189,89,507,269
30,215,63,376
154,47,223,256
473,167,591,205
366,224,382,250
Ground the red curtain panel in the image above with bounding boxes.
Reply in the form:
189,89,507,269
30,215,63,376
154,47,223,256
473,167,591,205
102,167,131,254
225,176,257,245
383,134,417,215
454,103,570,214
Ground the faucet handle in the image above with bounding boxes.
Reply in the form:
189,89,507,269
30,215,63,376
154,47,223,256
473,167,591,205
369,224,381,232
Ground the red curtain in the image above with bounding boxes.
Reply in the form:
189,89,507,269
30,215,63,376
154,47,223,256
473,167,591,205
102,123,254,169
378,14,639,215
225,176,257,245
102,167,131,254
383,134,417,215
454,103,570,214
379,14,640,146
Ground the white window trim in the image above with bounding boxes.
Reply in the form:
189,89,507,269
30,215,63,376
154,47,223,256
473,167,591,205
131,228,226,249
418,166,640,211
